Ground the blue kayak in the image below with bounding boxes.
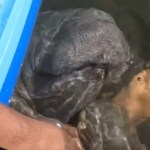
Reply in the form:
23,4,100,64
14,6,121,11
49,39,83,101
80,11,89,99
0,0,42,105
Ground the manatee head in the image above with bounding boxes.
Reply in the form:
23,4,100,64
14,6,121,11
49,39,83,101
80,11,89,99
12,8,130,123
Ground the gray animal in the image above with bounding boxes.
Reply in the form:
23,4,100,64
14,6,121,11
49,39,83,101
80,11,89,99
78,101,147,150
10,8,147,150
10,8,131,122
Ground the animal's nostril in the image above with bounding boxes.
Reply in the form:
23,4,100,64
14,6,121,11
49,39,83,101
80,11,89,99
137,77,142,81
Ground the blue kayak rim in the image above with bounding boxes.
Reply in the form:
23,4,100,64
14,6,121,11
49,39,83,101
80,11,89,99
0,0,42,105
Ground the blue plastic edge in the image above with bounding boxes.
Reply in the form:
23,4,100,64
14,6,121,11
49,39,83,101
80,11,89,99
0,0,32,91
0,0,15,38
0,0,42,105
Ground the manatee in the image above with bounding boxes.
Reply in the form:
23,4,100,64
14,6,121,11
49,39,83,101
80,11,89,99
9,8,149,150
10,8,131,123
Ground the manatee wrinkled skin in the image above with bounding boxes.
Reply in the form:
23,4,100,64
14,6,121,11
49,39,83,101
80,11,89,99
10,8,131,123
77,101,147,150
